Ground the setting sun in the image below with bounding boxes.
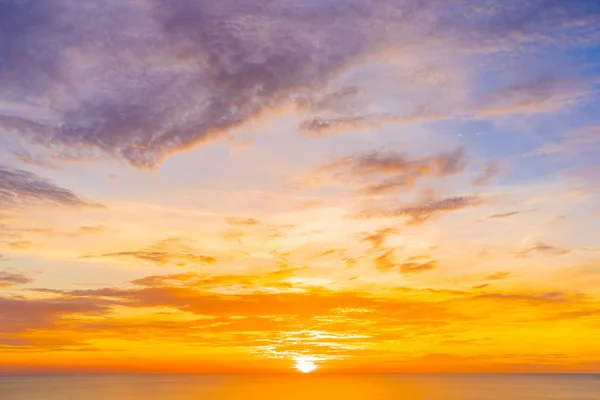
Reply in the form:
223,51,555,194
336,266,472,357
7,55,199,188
295,358,318,374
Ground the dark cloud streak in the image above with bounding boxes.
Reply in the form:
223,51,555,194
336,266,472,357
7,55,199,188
0,269,31,288
355,195,482,224
514,243,570,258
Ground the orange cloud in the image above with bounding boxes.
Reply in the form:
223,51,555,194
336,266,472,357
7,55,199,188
1,265,598,373
308,148,468,196
81,238,217,266
361,228,397,249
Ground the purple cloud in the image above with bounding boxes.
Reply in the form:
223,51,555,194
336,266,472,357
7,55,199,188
0,0,597,167
0,166,100,209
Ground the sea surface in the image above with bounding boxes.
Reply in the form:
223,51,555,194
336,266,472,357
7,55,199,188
1,374,599,400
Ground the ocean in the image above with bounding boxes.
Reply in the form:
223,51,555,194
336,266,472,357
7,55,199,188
1,374,599,400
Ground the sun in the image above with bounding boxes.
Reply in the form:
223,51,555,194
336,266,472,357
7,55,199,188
295,357,318,373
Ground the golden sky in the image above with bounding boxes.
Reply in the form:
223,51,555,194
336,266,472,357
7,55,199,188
1,0,600,374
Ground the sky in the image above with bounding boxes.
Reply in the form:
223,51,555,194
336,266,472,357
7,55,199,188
0,0,600,374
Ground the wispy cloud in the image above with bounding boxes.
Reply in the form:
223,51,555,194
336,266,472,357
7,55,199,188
485,272,511,281
527,125,600,157
400,259,438,274
0,269,31,288
81,238,217,266
514,243,571,258
475,76,591,116
76,226,105,235
355,195,482,224
226,217,262,226
7,241,34,250
0,167,100,209
483,209,537,220
472,160,508,186
304,148,468,195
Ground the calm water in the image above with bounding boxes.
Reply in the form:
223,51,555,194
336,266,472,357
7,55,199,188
1,374,599,400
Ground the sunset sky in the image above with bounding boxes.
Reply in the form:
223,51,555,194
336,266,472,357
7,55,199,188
1,0,600,374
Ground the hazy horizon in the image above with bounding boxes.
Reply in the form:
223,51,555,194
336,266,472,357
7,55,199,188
2,372,600,376
2,375,600,400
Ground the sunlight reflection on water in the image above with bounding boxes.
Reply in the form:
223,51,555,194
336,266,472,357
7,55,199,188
1,374,600,400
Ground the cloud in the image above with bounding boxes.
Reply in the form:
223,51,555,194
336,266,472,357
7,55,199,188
82,238,217,266
7,241,34,250
374,251,436,274
221,221,295,246
307,148,468,195
0,269,31,288
0,166,100,209
465,0,600,47
0,225,106,242
77,226,105,235
527,125,600,157
18,271,468,357
514,243,571,258
472,160,508,186
226,217,262,226
88,251,217,265
485,272,511,281
399,259,437,274
475,292,567,303
130,268,303,292
345,148,467,176
300,74,596,138
475,76,591,116
38,271,466,325
0,296,111,334
374,250,396,272
345,258,358,268
472,284,490,290
294,87,412,137
0,0,597,167
4,267,598,365
355,195,482,224
484,210,536,220
361,228,397,249
0,0,438,167
298,111,440,138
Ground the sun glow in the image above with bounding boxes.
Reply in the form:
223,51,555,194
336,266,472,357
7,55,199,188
295,358,318,373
